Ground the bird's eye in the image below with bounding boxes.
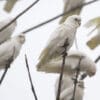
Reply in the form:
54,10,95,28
74,18,78,21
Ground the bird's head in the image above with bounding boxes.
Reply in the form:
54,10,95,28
17,33,25,44
65,15,81,28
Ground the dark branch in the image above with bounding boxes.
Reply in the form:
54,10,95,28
25,54,38,100
87,24,100,36
22,0,100,34
0,66,9,85
71,56,83,100
95,56,100,63
56,39,69,100
0,47,15,85
0,0,39,32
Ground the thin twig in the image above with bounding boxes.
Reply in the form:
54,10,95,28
95,56,100,63
71,56,83,100
0,47,15,85
56,39,69,100
22,0,100,34
0,0,39,32
87,24,100,36
0,67,9,85
25,54,38,100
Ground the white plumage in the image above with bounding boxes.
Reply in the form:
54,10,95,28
37,50,96,77
0,34,25,70
59,0,85,24
0,17,17,44
37,15,81,68
55,75,84,100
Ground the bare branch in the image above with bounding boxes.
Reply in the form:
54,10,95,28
0,0,39,32
95,56,100,63
0,47,15,85
22,0,100,34
25,54,38,100
87,24,100,36
71,56,83,100
0,66,9,85
56,39,69,100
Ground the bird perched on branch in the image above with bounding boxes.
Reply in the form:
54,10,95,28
59,0,85,24
4,0,18,13
37,50,96,78
55,75,84,100
85,17,100,49
0,34,25,70
37,15,81,69
0,17,17,44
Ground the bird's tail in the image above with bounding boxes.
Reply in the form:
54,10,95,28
87,36,100,49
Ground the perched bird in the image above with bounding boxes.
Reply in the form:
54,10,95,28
37,15,81,68
55,75,84,100
0,17,17,44
0,34,25,70
37,50,96,78
4,0,18,13
59,0,85,24
85,17,100,49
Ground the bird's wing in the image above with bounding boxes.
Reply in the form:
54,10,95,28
60,87,73,100
0,18,17,44
4,0,17,12
85,17,100,28
38,24,69,65
87,33,100,49
0,39,15,65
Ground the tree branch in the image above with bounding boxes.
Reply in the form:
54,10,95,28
25,54,38,100
71,56,83,100
56,39,69,100
0,47,15,85
0,0,39,32
95,56,100,63
22,0,100,34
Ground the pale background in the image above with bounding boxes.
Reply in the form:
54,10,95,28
0,0,100,100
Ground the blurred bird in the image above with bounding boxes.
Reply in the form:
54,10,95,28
37,15,81,68
0,34,25,70
55,75,84,100
4,0,18,13
37,50,96,78
0,17,17,44
59,0,85,24
85,17,100,49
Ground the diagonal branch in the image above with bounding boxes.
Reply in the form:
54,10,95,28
0,47,15,85
71,56,83,100
22,0,100,34
0,66,9,85
87,24,100,36
56,39,69,100
95,56,100,63
0,0,39,32
25,54,38,100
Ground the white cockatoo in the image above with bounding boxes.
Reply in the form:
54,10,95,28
4,0,17,12
37,50,96,77
0,17,17,44
85,17,100,49
37,15,81,68
55,75,84,100
59,0,85,24
0,33,25,70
